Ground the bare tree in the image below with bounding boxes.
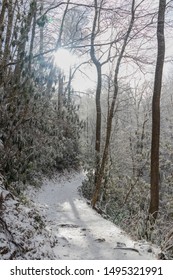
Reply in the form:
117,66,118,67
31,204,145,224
91,0,136,208
90,0,103,183
149,0,166,221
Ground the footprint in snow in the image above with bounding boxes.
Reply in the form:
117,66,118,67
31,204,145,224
95,238,106,243
58,224,79,228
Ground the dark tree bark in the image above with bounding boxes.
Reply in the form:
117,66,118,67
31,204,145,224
58,71,64,114
0,0,8,59
0,0,15,84
90,0,102,182
14,1,37,81
149,0,166,220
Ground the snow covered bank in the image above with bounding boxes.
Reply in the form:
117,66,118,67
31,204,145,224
0,181,56,260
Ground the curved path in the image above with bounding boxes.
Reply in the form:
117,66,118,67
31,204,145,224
32,172,157,260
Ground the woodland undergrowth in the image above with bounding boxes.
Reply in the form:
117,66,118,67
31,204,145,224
81,170,173,260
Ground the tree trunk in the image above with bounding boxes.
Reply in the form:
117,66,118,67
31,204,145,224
14,1,36,81
94,63,102,179
0,0,14,84
28,9,37,72
149,0,166,221
90,0,102,189
0,0,8,59
58,71,64,114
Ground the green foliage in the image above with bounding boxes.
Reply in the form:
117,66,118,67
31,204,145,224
36,15,48,28
0,0,84,193
0,92,81,185
0,64,82,189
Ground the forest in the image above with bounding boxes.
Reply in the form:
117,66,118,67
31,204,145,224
0,0,173,260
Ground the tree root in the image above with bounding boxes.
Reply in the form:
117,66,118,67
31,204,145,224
114,247,141,255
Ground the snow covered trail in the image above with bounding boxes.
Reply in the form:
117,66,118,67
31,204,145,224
31,172,157,260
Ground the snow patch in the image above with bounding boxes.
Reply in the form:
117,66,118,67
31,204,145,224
0,184,57,259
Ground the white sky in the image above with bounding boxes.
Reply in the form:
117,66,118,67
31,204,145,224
52,0,173,93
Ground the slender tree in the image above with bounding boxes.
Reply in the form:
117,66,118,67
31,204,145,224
149,0,166,221
90,0,103,183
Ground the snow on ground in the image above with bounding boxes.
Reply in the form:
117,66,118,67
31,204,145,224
29,171,159,260
0,171,159,260
0,183,56,260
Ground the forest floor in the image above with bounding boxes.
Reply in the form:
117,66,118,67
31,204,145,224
0,171,159,260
